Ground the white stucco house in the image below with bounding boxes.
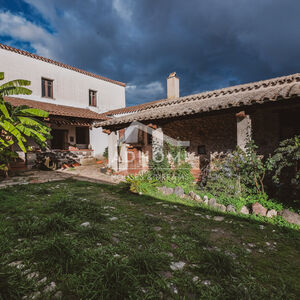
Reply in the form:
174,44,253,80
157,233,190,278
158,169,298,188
0,43,126,158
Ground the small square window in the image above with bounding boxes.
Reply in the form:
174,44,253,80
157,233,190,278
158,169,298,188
198,145,206,155
41,78,53,98
89,90,97,107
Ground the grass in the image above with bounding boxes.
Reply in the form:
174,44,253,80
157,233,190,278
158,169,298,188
0,179,299,299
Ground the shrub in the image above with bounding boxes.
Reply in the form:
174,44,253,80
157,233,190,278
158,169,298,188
200,141,279,209
103,147,108,160
245,193,283,211
125,173,158,194
148,151,171,181
267,135,300,206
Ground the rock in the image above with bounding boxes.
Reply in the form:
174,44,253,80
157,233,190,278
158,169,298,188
80,157,97,165
266,209,278,218
216,204,226,212
203,195,209,204
8,261,24,268
170,261,186,271
80,222,90,227
30,291,41,299
158,186,174,195
189,191,196,198
226,204,236,213
37,277,47,286
153,226,162,232
279,209,300,225
112,237,120,243
240,206,249,215
252,202,267,216
44,282,56,293
213,216,225,221
194,194,202,202
159,271,172,279
208,198,217,208
27,272,39,280
173,186,184,197
54,291,63,299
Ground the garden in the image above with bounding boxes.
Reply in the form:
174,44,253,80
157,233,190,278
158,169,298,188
126,138,300,229
1,179,300,299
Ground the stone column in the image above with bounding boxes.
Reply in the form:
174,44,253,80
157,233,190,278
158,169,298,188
108,131,118,171
236,111,252,151
118,142,128,171
152,127,164,161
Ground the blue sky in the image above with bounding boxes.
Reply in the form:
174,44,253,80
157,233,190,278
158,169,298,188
1,0,300,106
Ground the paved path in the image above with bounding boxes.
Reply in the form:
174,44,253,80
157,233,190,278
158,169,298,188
0,165,122,189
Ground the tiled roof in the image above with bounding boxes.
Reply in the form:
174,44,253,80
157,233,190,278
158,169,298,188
97,98,166,118
97,73,300,127
4,97,108,120
0,43,126,87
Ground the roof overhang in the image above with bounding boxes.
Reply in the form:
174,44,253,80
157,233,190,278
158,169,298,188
95,73,300,129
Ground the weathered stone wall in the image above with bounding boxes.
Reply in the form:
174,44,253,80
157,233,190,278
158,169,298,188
162,113,237,173
118,103,300,177
251,108,280,155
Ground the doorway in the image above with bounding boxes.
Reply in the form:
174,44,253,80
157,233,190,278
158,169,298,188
51,129,68,150
76,127,90,148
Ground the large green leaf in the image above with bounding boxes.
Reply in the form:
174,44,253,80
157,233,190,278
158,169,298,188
15,123,32,137
0,79,31,88
0,119,27,152
0,99,10,118
0,72,4,81
17,116,51,135
0,136,13,149
18,108,49,118
0,86,32,96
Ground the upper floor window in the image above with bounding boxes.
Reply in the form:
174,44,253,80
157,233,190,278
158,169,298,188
89,90,97,107
42,78,53,98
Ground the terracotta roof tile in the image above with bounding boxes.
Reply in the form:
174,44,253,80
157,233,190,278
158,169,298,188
97,73,300,127
0,43,126,87
4,97,108,120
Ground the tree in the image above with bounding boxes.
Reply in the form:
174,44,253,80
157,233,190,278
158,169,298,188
0,72,51,176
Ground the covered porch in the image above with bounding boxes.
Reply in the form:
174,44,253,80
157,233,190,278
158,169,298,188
100,99,300,179
5,96,106,170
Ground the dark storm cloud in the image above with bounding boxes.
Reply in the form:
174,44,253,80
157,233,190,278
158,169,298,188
2,0,300,106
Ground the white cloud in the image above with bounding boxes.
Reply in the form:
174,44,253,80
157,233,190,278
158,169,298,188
0,10,55,57
112,0,132,21
126,81,165,105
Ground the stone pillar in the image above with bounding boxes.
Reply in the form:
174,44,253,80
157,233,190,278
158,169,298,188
119,142,128,171
108,131,118,171
236,111,252,151
152,127,164,161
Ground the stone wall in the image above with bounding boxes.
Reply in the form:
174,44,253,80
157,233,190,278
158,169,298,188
251,108,280,155
115,103,300,178
162,113,237,174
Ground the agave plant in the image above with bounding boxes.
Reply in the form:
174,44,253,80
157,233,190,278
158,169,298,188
0,72,51,175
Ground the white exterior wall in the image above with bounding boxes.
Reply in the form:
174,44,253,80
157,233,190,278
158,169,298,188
0,48,126,156
89,126,108,158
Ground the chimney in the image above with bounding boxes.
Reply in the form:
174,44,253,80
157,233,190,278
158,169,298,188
167,72,179,99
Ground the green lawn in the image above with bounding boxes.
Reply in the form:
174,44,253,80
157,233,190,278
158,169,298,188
0,179,300,299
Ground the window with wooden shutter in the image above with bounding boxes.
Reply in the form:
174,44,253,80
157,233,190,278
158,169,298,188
89,90,97,107
41,78,54,98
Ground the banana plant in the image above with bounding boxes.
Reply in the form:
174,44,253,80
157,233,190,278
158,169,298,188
0,72,51,174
